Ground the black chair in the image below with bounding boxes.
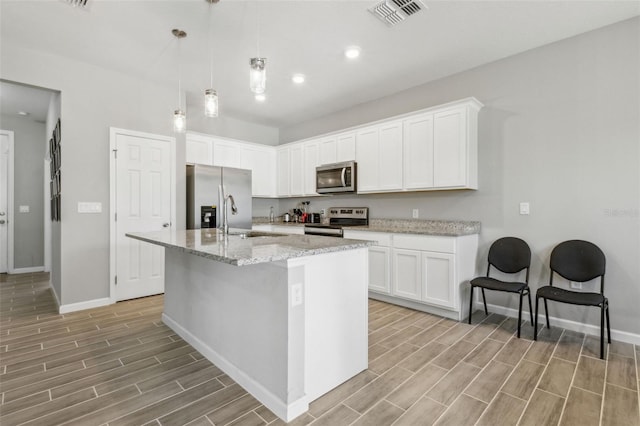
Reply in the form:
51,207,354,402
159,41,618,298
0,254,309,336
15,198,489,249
469,237,533,338
534,240,610,359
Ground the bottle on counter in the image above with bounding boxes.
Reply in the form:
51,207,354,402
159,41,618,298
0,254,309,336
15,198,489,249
269,206,275,223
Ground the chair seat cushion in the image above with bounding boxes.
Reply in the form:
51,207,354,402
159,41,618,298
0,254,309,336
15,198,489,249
470,277,528,293
536,286,606,306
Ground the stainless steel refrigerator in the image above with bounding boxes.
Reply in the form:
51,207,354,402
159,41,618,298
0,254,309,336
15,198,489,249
186,164,252,230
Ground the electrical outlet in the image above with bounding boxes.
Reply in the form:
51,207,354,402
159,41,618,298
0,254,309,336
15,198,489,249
412,209,419,219
519,202,530,215
291,283,303,307
570,282,582,290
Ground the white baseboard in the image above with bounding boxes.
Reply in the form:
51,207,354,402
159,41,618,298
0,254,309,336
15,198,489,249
162,313,308,423
11,266,45,274
58,297,111,314
478,301,640,346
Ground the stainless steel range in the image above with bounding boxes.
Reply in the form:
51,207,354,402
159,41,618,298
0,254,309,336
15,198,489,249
304,207,369,237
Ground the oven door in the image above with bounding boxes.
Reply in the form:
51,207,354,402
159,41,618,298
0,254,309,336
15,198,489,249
304,225,344,237
316,161,356,194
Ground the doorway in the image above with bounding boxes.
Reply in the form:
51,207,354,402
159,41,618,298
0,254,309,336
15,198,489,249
0,130,14,273
109,127,176,302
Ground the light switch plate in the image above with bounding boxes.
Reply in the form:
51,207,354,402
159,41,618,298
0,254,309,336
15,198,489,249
412,209,419,219
519,202,530,215
78,202,102,213
19,205,30,213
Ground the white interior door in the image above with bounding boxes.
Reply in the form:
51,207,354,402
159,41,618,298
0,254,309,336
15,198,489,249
112,129,174,301
0,130,13,274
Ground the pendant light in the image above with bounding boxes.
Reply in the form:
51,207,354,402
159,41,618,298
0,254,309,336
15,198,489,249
172,29,187,133
249,4,266,95
204,0,219,118
249,58,266,94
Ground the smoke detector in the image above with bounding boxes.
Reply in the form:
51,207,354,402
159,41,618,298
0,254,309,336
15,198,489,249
369,0,427,26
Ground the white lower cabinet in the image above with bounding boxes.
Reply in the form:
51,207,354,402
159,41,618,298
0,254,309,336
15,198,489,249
344,230,478,321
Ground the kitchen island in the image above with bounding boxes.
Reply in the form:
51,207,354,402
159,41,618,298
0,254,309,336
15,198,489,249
126,229,372,422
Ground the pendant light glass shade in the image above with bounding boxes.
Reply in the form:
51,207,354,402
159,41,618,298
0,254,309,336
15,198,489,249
204,89,219,118
250,58,266,94
173,109,186,133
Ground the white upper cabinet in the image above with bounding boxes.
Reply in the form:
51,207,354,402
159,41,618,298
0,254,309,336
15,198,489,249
212,139,242,169
241,145,276,197
356,121,403,193
403,113,434,189
276,146,290,197
289,143,305,197
355,126,379,192
403,98,481,191
304,141,320,195
186,133,214,166
319,137,337,165
336,132,356,162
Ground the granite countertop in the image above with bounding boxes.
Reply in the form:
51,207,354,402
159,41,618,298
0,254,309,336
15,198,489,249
126,229,373,266
253,217,481,236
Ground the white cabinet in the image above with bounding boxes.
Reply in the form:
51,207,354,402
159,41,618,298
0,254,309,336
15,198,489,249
242,145,276,197
345,229,478,321
318,132,355,166
356,121,403,193
403,100,481,191
403,113,434,189
319,137,337,165
276,147,290,197
336,132,356,162
343,231,391,294
186,133,214,165
304,141,320,195
392,249,422,301
422,252,456,309
212,139,242,168
289,144,305,197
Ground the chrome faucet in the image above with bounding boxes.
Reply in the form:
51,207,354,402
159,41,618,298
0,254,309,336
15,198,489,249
221,193,238,235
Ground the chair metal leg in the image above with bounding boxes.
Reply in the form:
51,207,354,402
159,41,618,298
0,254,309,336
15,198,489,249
600,304,605,360
606,301,611,343
481,288,488,315
517,292,523,338
527,291,534,325
468,286,474,325
534,296,539,341
543,299,550,328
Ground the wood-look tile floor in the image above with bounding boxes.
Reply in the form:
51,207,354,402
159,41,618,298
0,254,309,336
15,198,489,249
1,272,639,426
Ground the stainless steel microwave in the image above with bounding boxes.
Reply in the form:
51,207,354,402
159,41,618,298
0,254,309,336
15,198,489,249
316,161,357,194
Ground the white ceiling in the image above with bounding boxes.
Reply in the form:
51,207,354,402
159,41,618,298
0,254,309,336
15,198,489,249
1,0,638,128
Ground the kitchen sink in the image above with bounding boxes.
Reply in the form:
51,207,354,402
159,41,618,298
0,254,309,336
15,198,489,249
228,231,289,239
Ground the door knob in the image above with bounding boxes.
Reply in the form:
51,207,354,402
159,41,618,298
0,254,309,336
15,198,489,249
0,220,5,224
0,212,5,216
163,223,170,228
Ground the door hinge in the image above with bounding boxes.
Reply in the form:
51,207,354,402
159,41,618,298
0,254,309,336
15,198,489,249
112,149,118,159
115,275,118,285
114,212,117,222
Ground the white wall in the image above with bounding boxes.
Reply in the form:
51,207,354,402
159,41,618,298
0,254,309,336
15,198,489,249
0,114,45,270
280,18,640,335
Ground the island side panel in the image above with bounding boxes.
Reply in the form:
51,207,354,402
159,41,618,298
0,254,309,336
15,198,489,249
161,248,306,420
297,247,369,402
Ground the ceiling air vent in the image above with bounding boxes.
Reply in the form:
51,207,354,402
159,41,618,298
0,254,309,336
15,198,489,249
63,0,89,8
369,0,427,26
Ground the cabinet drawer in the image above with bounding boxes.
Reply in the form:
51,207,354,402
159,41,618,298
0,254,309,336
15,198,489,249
393,234,455,253
343,231,392,246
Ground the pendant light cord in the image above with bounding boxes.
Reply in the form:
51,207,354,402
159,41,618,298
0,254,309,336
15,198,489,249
209,2,214,88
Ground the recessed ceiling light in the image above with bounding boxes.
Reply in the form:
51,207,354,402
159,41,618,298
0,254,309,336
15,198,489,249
255,94,266,102
292,74,305,84
17,111,30,116
345,46,361,59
